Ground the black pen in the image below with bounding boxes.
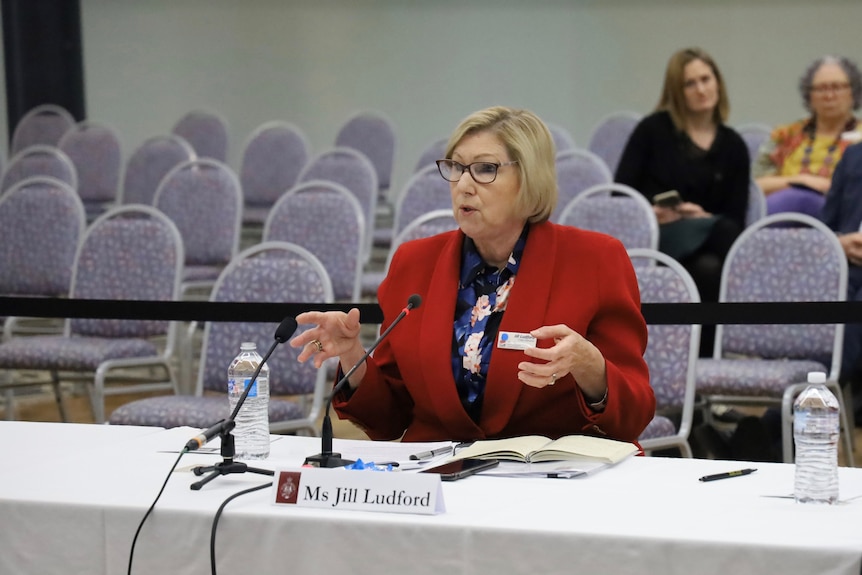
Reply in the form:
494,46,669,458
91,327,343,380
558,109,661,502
409,446,453,460
699,468,757,482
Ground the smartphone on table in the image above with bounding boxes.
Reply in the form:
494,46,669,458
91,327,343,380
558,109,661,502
652,190,682,208
420,458,499,481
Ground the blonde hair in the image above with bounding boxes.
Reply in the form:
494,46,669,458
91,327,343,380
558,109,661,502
656,47,730,130
445,106,557,223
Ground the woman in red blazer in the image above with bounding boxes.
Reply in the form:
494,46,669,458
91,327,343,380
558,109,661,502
292,106,654,443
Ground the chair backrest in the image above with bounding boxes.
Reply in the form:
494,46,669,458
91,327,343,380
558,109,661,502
69,205,183,340
263,180,364,301
553,148,613,221
385,208,458,271
413,137,448,173
736,122,772,163
171,109,229,162
198,241,333,399
392,164,452,237
586,110,641,175
716,213,847,374
334,110,396,191
239,120,310,208
745,177,767,227
120,134,196,205
1,145,78,193
0,176,86,297
297,146,378,262
558,183,659,250
154,159,242,267
628,248,701,445
547,122,576,153
58,120,122,206
10,104,76,155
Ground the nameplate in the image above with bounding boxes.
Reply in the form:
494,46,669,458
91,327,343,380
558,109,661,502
271,467,446,515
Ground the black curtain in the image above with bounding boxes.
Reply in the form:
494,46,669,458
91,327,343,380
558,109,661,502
2,0,86,143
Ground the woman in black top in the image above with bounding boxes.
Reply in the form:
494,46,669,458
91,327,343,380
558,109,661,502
616,47,750,355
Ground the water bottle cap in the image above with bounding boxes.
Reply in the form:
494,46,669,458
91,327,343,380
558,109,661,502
240,341,257,350
807,371,826,384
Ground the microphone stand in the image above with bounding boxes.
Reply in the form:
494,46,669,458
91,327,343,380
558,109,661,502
189,318,297,490
305,295,420,468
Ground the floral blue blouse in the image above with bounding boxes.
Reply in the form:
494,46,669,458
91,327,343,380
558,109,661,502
452,226,528,421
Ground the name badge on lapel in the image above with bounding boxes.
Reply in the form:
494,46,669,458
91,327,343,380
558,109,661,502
497,331,536,350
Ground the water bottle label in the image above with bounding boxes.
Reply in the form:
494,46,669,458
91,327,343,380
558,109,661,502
228,377,259,398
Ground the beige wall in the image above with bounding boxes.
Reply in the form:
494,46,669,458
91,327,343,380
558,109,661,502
13,0,859,195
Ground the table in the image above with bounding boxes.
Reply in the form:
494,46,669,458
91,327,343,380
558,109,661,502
2,421,862,575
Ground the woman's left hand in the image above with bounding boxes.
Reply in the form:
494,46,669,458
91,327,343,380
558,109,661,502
517,324,607,400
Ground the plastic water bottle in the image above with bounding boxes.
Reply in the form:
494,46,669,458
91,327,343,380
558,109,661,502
793,371,839,504
227,342,270,460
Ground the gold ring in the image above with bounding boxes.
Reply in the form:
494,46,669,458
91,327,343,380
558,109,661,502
549,373,557,386
311,339,324,353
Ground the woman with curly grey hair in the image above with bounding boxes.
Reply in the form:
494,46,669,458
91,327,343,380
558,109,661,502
754,55,862,217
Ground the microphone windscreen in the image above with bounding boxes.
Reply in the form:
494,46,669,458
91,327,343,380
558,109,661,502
274,316,299,343
407,294,422,310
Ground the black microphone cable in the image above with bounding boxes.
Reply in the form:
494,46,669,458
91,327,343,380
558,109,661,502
208,481,273,575
127,448,188,575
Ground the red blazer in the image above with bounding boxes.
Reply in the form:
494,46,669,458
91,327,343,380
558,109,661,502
334,221,654,443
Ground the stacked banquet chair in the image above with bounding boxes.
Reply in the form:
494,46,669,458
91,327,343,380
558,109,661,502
58,120,122,220
119,134,196,205
10,103,76,155
171,108,229,163
552,148,613,222
586,110,642,176
0,144,78,194
297,147,378,265
629,249,702,457
0,205,184,423
695,213,855,465
263,180,365,302
109,241,334,437
0,176,86,419
558,183,659,251
238,120,311,240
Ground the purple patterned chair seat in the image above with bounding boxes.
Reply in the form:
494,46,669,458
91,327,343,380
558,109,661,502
0,335,157,371
109,394,303,428
183,264,227,283
638,416,677,441
697,358,828,397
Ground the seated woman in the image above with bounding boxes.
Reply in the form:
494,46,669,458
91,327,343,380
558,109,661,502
290,106,654,444
756,55,862,218
615,47,750,356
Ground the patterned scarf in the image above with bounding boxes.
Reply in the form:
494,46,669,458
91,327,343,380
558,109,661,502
451,226,528,421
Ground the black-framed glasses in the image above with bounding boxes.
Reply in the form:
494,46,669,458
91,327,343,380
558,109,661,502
436,159,519,184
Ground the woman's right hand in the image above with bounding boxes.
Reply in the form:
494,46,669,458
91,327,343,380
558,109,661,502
290,308,365,371
790,173,831,194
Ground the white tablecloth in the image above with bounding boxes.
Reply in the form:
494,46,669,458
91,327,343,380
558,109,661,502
1,421,861,575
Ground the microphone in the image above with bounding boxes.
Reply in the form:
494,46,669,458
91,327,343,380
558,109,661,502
304,294,422,467
184,316,298,452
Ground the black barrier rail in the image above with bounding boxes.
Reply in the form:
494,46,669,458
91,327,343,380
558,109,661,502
2,296,862,325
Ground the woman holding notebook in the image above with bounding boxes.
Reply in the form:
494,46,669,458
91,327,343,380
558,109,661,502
291,106,654,444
